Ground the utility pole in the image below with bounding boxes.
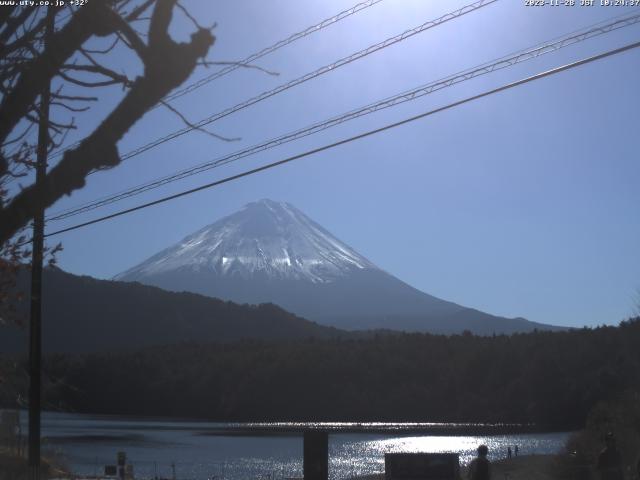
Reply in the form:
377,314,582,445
28,7,54,480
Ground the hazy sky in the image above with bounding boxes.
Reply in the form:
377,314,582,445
22,0,640,328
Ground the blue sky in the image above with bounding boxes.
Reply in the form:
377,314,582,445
25,0,640,328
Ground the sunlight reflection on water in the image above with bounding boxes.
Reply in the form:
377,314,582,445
35,412,571,480
329,433,568,479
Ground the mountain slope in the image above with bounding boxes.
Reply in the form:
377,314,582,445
117,199,376,284
116,199,561,334
0,268,343,354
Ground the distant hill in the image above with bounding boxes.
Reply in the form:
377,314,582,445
116,199,563,335
0,268,343,354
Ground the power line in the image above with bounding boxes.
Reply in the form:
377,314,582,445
45,0,496,220
163,0,385,103
47,0,385,160
46,11,640,222
90,0,497,167
39,39,640,240
9,0,384,183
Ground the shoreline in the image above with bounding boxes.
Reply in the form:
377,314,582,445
194,424,559,437
27,409,571,437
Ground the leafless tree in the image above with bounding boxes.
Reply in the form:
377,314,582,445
0,0,217,322
0,0,216,244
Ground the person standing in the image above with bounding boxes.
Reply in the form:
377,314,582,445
507,447,512,459
514,445,519,457
469,445,491,480
596,432,623,480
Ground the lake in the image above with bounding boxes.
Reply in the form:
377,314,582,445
27,411,571,480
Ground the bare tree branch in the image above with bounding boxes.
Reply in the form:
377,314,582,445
57,70,126,88
159,100,240,142
0,5,17,30
81,36,120,55
0,13,47,58
176,2,204,30
51,102,91,113
51,93,98,102
1,122,36,148
0,0,215,245
0,0,116,150
108,16,148,59
124,0,157,22
0,7,35,44
61,63,132,86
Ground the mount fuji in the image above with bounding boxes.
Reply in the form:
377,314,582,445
116,199,560,334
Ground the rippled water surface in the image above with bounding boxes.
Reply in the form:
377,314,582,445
29,412,570,479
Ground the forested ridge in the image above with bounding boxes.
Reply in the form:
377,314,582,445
2,318,639,429
0,268,343,354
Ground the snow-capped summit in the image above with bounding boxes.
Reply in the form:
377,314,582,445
116,199,560,335
116,199,377,284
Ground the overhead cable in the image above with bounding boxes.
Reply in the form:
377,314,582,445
47,0,385,160
88,0,497,167
38,39,640,240
46,11,640,222
163,0,386,103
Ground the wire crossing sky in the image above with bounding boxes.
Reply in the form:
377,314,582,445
39,0,640,329
47,0,387,161
160,0,386,103
37,40,640,242
105,0,498,168
45,11,640,223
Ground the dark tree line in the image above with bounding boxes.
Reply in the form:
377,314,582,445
2,318,638,429
0,267,343,354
